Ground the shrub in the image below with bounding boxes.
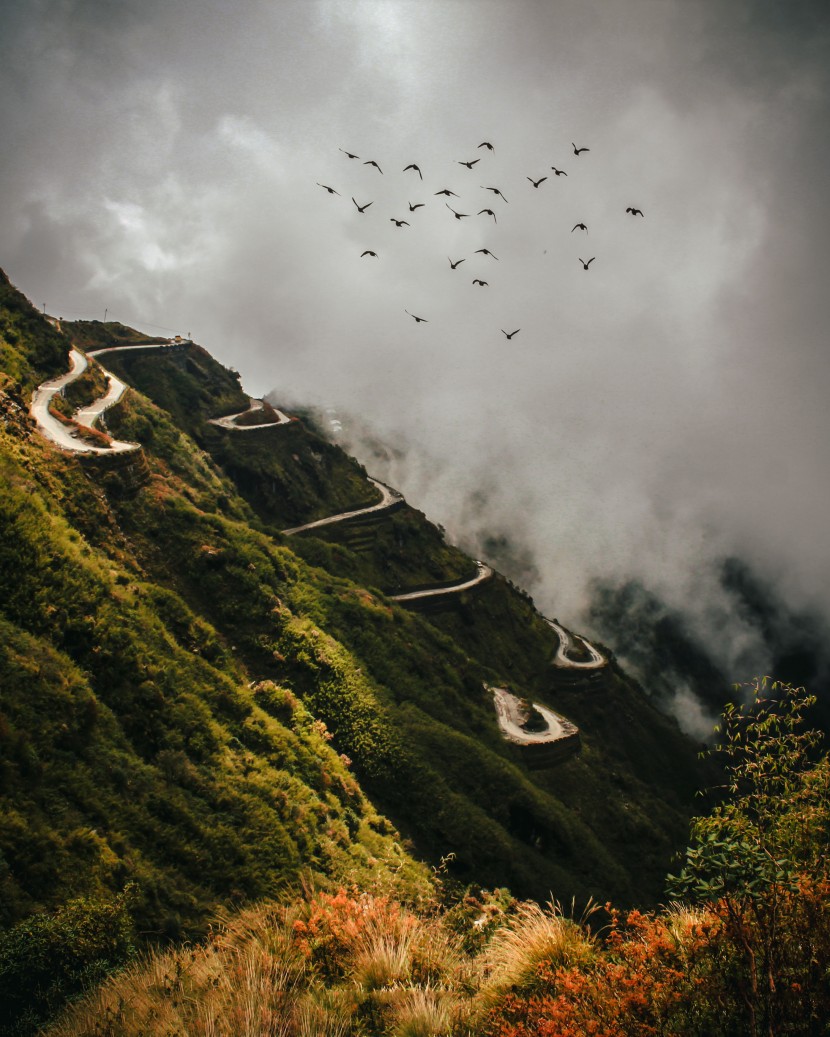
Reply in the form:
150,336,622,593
0,886,136,1036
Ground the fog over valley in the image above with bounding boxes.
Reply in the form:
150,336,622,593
4,0,830,734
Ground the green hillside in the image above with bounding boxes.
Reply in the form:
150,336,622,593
1,268,710,1030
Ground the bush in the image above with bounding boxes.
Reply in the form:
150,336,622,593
0,886,136,1036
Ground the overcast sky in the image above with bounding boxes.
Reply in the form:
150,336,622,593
3,0,830,703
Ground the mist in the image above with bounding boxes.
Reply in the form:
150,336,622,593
3,0,830,730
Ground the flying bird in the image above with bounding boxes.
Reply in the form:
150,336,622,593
572,143,590,155
408,202,425,211
446,204,470,220
458,158,480,168
405,310,428,323
572,223,588,233
527,176,548,188
550,166,568,176
475,248,499,260
390,218,410,227
317,183,340,195
361,251,378,258
363,159,383,173
448,257,466,269
501,329,520,339
472,279,488,286
478,141,495,151
478,208,497,222
339,149,360,159
578,257,595,269
626,207,645,216
352,197,373,213
481,186,508,202
403,163,423,179
434,188,458,197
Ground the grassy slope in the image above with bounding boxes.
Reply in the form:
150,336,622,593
94,314,706,903
2,273,708,949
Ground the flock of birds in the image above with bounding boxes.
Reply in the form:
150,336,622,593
316,141,645,336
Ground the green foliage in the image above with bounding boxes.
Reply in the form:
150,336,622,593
668,677,827,903
668,678,830,1036
0,271,67,391
0,886,136,1036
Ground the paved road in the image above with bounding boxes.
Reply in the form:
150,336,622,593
208,397,292,430
74,367,130,429
388,561,493,602
29,348,139,454
282,478,405,535
491,686,578,745
89,345,295,431
546,618,606,669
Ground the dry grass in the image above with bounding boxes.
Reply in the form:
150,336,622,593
45,904,309,1037
44,896,473,1037
379,984,456,1037
352,930,414,991
476,899,597,1006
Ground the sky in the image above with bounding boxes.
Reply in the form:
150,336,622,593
3,0,830,726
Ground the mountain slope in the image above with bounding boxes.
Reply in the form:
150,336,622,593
1,268,707,950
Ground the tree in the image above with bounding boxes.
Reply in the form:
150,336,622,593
667,678,830,1036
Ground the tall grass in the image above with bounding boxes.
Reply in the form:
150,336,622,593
46,904,308,1037
44,894,471,1037
476,899,597,1005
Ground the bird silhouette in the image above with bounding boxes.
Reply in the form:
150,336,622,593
527,176,548,188
390,218,410,227
363,159,383,173
339,149,360,159
482,186,508,202
446,204,470,220
550,166,568,176
478,141,495,150
472,279,488,286
578,257,595,269
626,207,645,216
361,251,378,258
352,198,373,213
403,163,423,179
434,188,458,197
458,158,480,168
448,257,466,269
478,208,497,223
405,310,428,323
408,202,425,211
475,248,499,260
572,223,588,233
572,143,590,155
502,329,520,339
317,183,339,195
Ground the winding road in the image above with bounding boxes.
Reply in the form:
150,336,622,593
207,397,293,430
30,336,585,765
387,561,493,602
282,478,404,535
546,618,606,669
29,347,139,454
491,686,580,755
30,340,295,456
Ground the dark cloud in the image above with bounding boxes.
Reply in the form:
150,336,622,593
2,0,829,728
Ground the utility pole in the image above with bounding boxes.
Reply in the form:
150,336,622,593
104,308,108,322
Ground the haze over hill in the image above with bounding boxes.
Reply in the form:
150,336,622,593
3,0,829,734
